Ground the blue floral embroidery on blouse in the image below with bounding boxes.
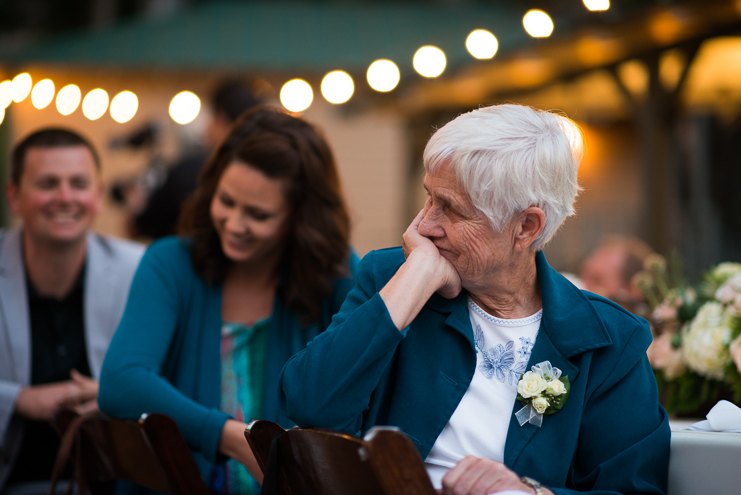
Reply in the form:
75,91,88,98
518,336,534,358
479,341,516,382
475,326,535,385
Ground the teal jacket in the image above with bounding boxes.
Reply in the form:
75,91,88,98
99,237,358,483
280,247,670,495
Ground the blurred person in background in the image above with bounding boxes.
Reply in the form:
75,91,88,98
99,106,357,495
0,129,145,495
120,78,260,239
579,235,654,308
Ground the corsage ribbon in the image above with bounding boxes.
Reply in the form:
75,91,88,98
515,360,565,428
516,402,544,427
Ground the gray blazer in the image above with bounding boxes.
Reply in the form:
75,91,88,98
0,227,145,489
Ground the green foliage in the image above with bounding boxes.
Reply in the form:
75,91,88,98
655,369,738,416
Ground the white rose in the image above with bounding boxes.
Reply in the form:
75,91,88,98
681,302,734,380
546,379,566,396
517,371,548,398
532,396,549,414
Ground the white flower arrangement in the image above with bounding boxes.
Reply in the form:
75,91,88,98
515,361,570,427
638,257,741,414
681,302,735,380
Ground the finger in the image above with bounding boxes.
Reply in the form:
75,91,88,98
403,209,427,258
468,461,508,495
441,456,479,494
70,369,94,385
58,386,98,407
74,400,100,416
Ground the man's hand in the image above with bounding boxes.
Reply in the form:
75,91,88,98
15,370,100,421
439,456,553,495
65,370,100,415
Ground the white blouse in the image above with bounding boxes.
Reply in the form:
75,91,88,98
424,298,542,489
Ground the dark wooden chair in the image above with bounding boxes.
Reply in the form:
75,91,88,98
244,420,436,495
51,410,210,495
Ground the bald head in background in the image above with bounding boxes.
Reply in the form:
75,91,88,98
580,235,654,303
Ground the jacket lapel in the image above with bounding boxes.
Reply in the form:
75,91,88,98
427,292,476,351
503,251,611,468
0,228,31,384
84,233,118,379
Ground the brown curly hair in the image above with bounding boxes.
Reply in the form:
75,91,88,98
179,105,351,324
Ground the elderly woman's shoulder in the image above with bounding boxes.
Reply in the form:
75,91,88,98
583,291,647,325
581,290,653,354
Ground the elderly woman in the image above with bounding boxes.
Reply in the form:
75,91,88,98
279,104,670,495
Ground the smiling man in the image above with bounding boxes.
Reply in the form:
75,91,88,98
0,129,145,495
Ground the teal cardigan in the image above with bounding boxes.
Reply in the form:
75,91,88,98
280,247,670,495
99,237,358,483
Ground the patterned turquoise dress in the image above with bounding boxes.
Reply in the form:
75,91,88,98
210,318,270,495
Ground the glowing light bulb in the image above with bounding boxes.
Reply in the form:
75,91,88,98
82,88,109,120
280,79,313,113
321,71,354,104
413,46,447,78
31,79,55,109
0,80,13,109
12,73,32,103
466,29,499,60
56,84,81,116
523,10,554,38
583,0,610,12
169,91,201,125
110,91,138,123
367,59,400,92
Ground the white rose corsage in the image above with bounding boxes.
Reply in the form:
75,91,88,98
515,361,570,427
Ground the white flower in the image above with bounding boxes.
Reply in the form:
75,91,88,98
681,302,734,380
532,396,549,414
712,263,741,284
546,379,566,396
652,301,678,323
733,294,741,318
517,371,548,398
716,274,741,304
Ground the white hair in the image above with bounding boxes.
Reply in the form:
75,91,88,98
423,104,583,250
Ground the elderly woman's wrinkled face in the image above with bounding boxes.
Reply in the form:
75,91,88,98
419,165,515,286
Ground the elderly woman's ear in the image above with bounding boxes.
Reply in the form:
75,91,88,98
513,207,546,252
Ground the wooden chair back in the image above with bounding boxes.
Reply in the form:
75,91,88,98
52,410,210,495
244,420,436,495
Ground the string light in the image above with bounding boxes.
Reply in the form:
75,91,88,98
0,80,13,109
82,88,109,120
367,59,400,92
56,84,81,116
169,91,200,124
12,73,32,103
413,46,447,78
31,79,55,109
466,29,499,60
110,91,138,123
523,10,554,38
583,0,610,12
321,71,354,104
280,79,313,113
